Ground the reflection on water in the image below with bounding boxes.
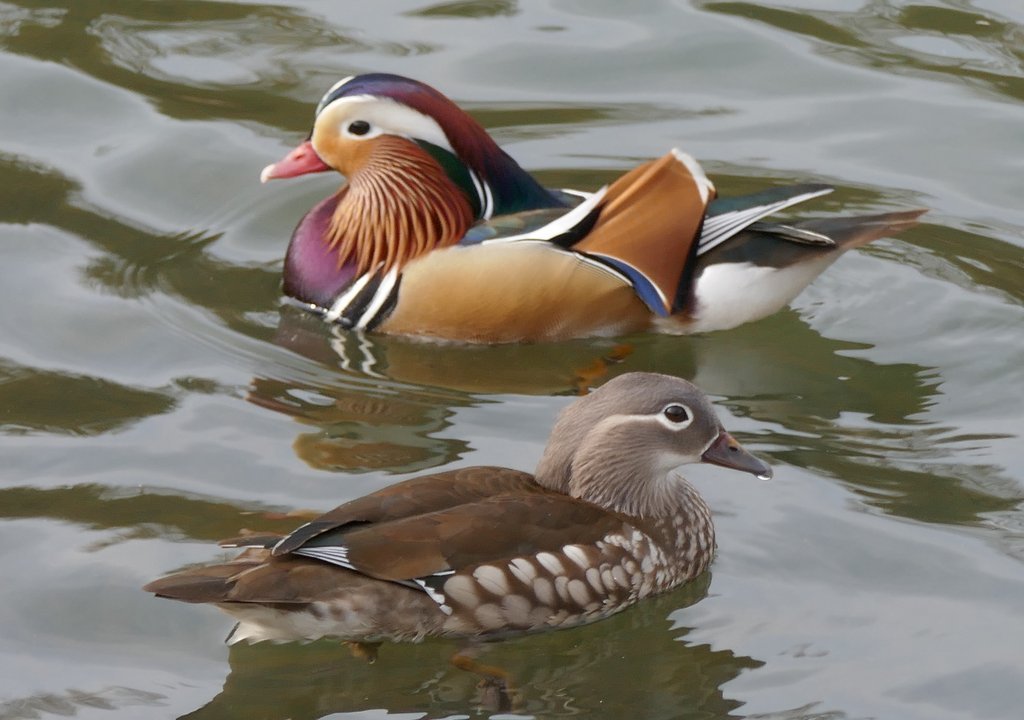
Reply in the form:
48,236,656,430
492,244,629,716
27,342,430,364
0,484,304,546
249,296,1010,528
701,1,1024,103
249,372,470,474
0,151,277,328
0,360,176,436
179,576,763,720
0,686,167,720
4,1,328,127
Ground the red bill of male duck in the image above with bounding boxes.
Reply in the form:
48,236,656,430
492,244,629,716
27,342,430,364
259,73,924,343
145,372,770,644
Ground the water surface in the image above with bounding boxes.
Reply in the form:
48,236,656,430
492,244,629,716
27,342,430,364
1,1,1022,719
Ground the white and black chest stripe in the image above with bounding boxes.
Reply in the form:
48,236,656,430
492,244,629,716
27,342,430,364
321,264,401,330
467,167,494,221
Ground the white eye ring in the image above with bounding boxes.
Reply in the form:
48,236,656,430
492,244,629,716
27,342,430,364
657,403,693,430
347,120,371,136
342,119,381,140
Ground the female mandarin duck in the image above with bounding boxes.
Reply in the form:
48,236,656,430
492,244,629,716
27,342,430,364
146,372,770,643
260,73,923,343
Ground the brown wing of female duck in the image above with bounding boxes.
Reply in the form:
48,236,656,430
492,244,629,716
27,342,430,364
146,480,661,646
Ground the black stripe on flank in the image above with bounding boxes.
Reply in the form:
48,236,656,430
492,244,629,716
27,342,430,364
673,214,706,314
547,201,603,249
363,276,401,331
336,274,383,329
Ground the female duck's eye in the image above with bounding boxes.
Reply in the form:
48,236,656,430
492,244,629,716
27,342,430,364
663,404,690,423
347,120,371,136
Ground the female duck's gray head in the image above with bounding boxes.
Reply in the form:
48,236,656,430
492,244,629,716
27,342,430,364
535,372,770,517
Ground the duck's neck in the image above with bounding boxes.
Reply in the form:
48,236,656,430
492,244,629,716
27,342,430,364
283,137,475,308
564,444,715,579
646,481,716,585
568,446,700,520
534,417,706,520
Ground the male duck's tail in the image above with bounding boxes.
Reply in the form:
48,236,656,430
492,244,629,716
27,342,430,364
673,208,926,333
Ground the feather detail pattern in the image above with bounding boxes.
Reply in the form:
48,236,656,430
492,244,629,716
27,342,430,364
327,136,475,275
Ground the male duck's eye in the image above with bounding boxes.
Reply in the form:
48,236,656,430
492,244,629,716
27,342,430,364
347,120,371,136
663,404,690,423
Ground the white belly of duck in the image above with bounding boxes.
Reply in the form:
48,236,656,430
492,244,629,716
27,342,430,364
676,255,839,334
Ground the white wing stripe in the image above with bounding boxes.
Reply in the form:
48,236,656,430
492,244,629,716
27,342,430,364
467,168,489,220
355,266,399,330
700,207,774,251
481,175,494,220
484,186,607,244
292,546,355,570
272,523,312,553
414,578,453,615
698,187,833,255
325,266,380,322
670,148,715,204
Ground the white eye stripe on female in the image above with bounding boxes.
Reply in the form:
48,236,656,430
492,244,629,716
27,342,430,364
656,403,693,430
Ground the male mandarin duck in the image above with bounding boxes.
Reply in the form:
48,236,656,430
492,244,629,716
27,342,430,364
261,73,923,343
145,372,770,643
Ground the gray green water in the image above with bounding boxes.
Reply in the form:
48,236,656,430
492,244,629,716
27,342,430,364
1,1,1022,718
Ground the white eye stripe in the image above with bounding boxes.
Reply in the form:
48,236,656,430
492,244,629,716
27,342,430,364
657,403,694,430
315,95,455,155
593,411,696,435
342,121,384,140
655,415,692,431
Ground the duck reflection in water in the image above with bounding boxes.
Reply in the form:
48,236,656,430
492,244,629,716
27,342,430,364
250,301,938,483
247,304,641,475
176,576,764,718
